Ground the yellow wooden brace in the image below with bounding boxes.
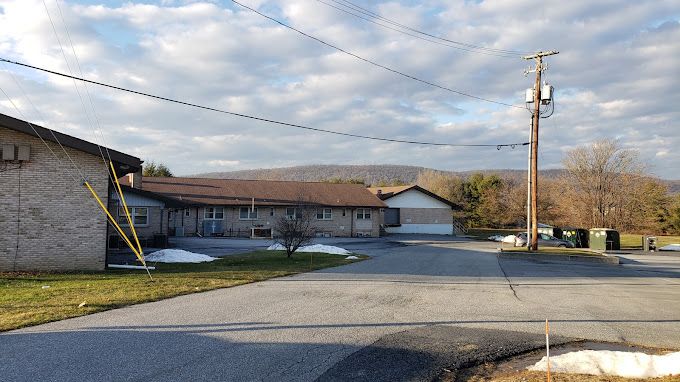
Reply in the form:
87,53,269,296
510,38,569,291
109,162,143,256
84,181,146,267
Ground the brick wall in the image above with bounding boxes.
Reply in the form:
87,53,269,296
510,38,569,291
0,128,110,271
192,206,380,238
398,208,453,225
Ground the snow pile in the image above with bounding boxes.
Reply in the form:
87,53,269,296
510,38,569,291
488,234,517,244
144,249,218,263
528,350,680,378
660,244,680,251
345,255,359,260
267,243,350,255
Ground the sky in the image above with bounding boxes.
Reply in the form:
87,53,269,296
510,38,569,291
0,0,678,178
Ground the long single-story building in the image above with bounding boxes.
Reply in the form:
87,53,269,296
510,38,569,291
117,176,387,238
368,185,458,235
0,113,142,271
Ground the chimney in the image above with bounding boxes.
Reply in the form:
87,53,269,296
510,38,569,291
128,171,142,189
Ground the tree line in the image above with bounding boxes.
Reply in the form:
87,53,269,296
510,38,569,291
415,139,680,235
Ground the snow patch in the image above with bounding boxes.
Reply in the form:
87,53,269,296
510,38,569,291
488,235,517,244
528,350,680,378
345,255,359,260
267,243,350,255
660,244,680,251
145,249,218,263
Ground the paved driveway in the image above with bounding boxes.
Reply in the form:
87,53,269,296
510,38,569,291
2,241,680,381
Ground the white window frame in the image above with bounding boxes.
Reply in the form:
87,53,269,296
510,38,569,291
118,207,149,227
316,208,332,220
286,207,300,220
204,207,224,220
356,208,371,220
239,207,258,220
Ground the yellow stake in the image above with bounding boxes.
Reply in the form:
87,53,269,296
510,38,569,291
84,181,153,280
546,319,551,382
109,162,143,256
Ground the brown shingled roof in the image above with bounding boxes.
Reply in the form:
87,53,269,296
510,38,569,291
121,177,387,208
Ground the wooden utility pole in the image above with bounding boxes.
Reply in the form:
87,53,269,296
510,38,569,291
523,51,558,250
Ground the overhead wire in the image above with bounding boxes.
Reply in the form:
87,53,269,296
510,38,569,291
229,0,523,109
332,0,530,55
1,62,86,181
316,0,519,58
47,0,148,269
0,57,528,149
54,0,117,172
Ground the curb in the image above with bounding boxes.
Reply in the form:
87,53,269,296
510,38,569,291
497,251,620,264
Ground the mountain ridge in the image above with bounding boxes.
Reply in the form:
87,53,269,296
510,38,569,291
191,164,679,193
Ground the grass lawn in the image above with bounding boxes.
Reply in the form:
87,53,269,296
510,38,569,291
620,234,680,249
0,250,364,332
499,247,603,256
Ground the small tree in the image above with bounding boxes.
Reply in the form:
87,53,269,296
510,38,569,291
273,202,316,258
143,161,174,177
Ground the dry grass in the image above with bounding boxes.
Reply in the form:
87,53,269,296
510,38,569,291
620,234,680,249
0,250,364,332
499,247,603,256
460,369,680,382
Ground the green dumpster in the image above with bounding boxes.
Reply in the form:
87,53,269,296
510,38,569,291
561,227,589,248
537,226,562,239
589,228,620,251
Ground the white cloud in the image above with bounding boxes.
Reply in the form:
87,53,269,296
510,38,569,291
0,0,678,177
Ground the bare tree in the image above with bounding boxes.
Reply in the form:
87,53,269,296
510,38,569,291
273,201,317,258
562,139,645,228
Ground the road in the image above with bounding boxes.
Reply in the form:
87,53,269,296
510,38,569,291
2,240,680,381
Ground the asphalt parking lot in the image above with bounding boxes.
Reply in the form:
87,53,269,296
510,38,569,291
4,238,680,381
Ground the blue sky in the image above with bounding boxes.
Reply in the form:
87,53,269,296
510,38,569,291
0,0,678,178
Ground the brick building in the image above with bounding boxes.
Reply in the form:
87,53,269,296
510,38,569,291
0,113,142,271
119,176,386,238
368,185,458,235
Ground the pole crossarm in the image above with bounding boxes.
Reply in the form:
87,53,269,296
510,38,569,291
522,50,559,60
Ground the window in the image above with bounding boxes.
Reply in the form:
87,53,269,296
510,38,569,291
356,208,371,219
270,208,274,216
342,209,346,217
239,207,258,220
185,209,190,217
286,207,300,220
118,207,149,226
204,207,224,219
316,208,332,220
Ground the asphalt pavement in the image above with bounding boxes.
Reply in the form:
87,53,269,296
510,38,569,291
2,239,680,381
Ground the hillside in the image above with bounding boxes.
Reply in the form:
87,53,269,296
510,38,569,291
192,164,680,193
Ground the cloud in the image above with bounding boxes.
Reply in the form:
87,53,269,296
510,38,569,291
0,0,678,178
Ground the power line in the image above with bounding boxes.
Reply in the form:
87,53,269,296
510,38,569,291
317,0,527,58
316,0,519,58
230,0,523,109
0,57,528,149
333,0,530,55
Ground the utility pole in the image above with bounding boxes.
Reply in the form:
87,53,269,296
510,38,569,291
523,50,558,251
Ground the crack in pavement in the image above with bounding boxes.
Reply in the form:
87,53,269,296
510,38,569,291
496,255,521,301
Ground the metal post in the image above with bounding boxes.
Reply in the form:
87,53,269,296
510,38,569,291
527,115,533,250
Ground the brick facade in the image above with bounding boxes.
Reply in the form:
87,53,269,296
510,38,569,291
397,208,453,225
0,129,110,271
188,206,380,238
